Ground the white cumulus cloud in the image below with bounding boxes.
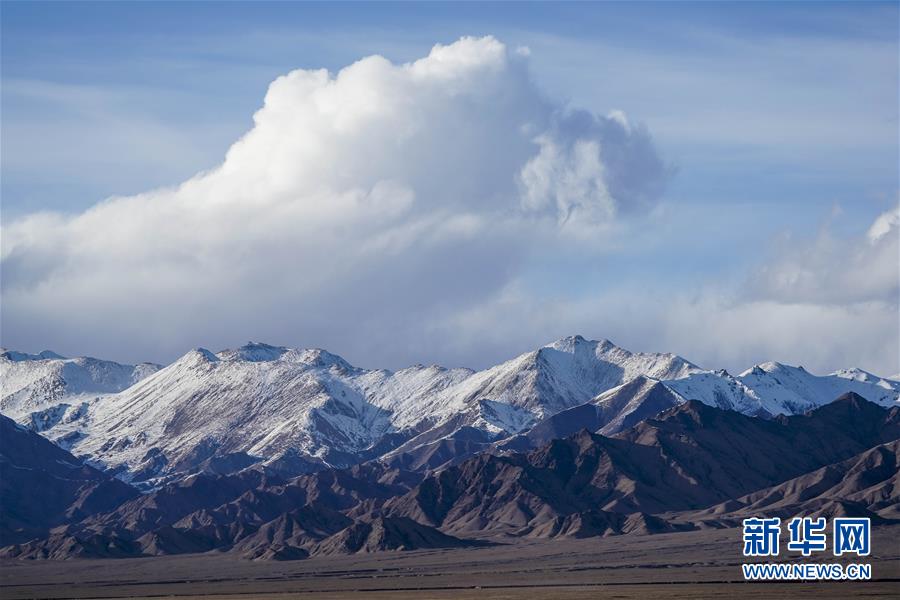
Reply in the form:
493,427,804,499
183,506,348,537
0,36,668,366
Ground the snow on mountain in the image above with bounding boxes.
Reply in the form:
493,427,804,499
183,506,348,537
38,343,480,486
665,363,900,417
4,337,701,486
590,376,684,435
0,349,66,361
734,362,900,414
376,335,703,454
664,370,767,416
354,364,475,430
0,349,161,423
426,335,700,421
4,337,898,487
832,367,899,388
61,344,395,485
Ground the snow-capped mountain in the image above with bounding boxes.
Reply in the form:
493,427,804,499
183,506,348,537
666,362,900,417
739,362,900,413
428,335,699,427
63,346,402,484
68,344,486,485
0,337,701,486
2,337,898,487
0,349,161,429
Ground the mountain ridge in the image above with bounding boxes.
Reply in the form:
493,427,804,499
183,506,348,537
2,337,898,486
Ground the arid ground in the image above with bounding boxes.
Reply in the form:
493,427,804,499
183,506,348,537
2,526,898,599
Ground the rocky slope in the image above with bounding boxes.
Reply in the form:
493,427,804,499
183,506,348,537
385,394,900,537
0,414,139,546
677,438,900,525
2,394,897,560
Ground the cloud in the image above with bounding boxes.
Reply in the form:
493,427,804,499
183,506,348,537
0,36,667,367
425,206,900,377
4,35,892,377
745,205,899,306
868,204,900,243
429,284,898,379
519,110,667,228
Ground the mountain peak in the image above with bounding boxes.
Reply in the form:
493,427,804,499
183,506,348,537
178,348,220,364
218,342,288,362
759,360,785,372
740,361,791,378
833,367,882,383
545,334,591,353
812,391,876,414
653,399,721,427
1,349,66,362
291,348,353,370
594,374,657,400
211,343,353,370
545,335,617,353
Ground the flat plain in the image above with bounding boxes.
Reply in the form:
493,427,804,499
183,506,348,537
2,526,898,599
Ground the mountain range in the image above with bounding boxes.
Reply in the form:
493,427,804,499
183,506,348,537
2,393,897,560
2,337,897,488
1,337,898,560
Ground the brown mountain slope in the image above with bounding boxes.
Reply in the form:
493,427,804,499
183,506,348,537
3,394,896,558
0,414,139,546
386,394,899,537
311,517,484,556
233,504,353,560
680,439,900,525
0,459,423,559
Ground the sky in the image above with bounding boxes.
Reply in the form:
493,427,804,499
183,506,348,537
1,1,898,376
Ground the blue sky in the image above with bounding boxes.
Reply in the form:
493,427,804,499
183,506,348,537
1,2,898,375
